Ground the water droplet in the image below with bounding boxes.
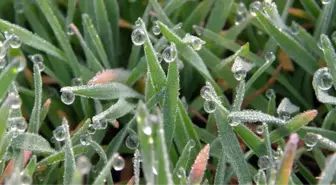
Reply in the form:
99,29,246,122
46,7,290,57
290,22,299,35
131,28,146,46
152,24,161,35
61,91,75,105
53,125,66,142
35,62,44,72
189,139,196,150
80,133,91,146
273,148,282,160
9,117,26,133
142,122,152,136
200,86,212,100
253,169,266,184
316,68,333,90
8,93,21,109
72,77,83,86
12,57,26,72
0,58,7,69
264,52,275,62
232,57,247,81
20,172,32,185
256,125,264,134
87,124,96,134
162,43,177,63
176,167,185,178
249,1,262,16
265,89,275,99
14,1,24,14
76,156,92,174
8,35,22,48
237,2,247,15
29,54,43,63
203,100,216,113
191,37,205,51
135,19,141,26
258,155,271,169
235,14,245,25
67,25,74,36
112,154,125,171
92,118,107,130
304,133,318,148
229,121,241,127
322,0,330,4
177,59,184,70
234,70,247,81
126,134,139,150
156,52,162,63
278,111,290,121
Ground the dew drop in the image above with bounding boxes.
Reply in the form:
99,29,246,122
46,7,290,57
304,133,318,148
264,52,275,62
76,156,92,175
20,172,32,185
35,62,44,72
265,89,275,99
87,124,96,134
257,155,271,169
290,22,299,35
135,19,141,27
92,118,107,130
256,125,264,134
126,134,139,150
235,14,245,25
152,166,158,175
188,139,196,150
67,25,74,36
273,148,282,160
229,121,241,127
234,70,247,81
0,58,7,69
152,24,161,35
29,54,43,63
10,117,26,133
191,37,205,51
322,0,331,4
237,2,247,15
8,35,22,48
142,123,152,136
278,111,291,121
156,52,162,63
80,132,91,146
316,68,333,90
112,154,125,171
53,125,66,142
249,1,262,16
232,57,247,81
14,1,24,14
176,167,185,178
131,28,146,46
12,57,26,72
162,43,177,63
200,86,211,100
8,93,21,109
72,77,83,86
61,91,75,105
203,100,216,113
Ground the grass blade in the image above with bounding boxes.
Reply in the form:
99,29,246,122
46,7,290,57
28,64,42,133
205,0,234,32
318,153,336,185
0,57,21,101
313,0,336,39
173,140,195,184
10,133,55,154
62,119,76,185
188,144,210,185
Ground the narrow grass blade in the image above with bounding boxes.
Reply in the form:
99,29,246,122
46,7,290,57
65,0,76,30
270,110,318,142
320,35,336,80
39,99,51,129
71,119,91,144
299,0,320,18
0,107,10,147
228,110,285,125
105,0,120,57
232,80,245,111
318,153,336,185
92,153,118,185
163,0,189,16
163,61,179,149
93,0,115,66
313,0,336,39
188,144,210,185
24,155,36,176
28,64,42,133
206,0,234,32
275,134,299,185
214,152,226,185
11,133,55,154
0,19,65,60
173,140,195,184
255,9,318,74
0,57,20,101
97,99,134,121
36,0,81,76
62,119,76,185
322,108,336,129
60,83,142,100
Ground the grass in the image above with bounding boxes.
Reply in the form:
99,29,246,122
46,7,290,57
0,0,336,184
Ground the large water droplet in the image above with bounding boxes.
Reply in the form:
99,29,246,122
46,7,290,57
152,24,161,35
249,1,262,16
126,134,139,150
256,125,264,134
92,118,107,130
67,25,74,36
156,52,162,63
234,70,247,81
257,155,271,169
76,156,92,174
35,62,44,72
0,58,7,69
176,167,185,178
200,86,211,100
135,19,141,26
14,1,24,14
12,57,26,72
304,133,318,148
278,111,290,121
316,68,333,90
237,2,247,15
8,93,21,109
264,52,275,62
10,117,27,133
322,0,331,4
112,154,125,171
61,91,75,105
203,100,216,113
80,132,91,146
232,57,248,81
87,124,96,134
20,172,32,185
265,89,275,99
131,28,146,46
162,43,177,63
8,35,22,48
53,125,66,142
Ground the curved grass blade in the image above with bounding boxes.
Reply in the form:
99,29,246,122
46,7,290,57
313,0,336,39
173,140,195,184
320,35,336,80
255,9,318,74
270,110,318,142
299,0,320,18
318,153,336,185
97,99,135,121
0,19,65,60
24,155,36,176
11,133,55,154
92,153,118,185
206,0,234,32
28,64,42,133
312,67,336,105
60,83,142,100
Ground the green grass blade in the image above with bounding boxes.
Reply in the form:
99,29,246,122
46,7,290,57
320,35,336,80
205,0,234,32
163,61,179,149
28,64,42,133
0,19,65,60
60,83,142,100
313,0,336,39
93,0,116,66
62,119,76,185
11,133,55,154
65,0,76,30
318,153,336,185
163,0,189,16
299,0,321,18
105,0,120,57
255,9,318,74
232,80,245,111
0,57,20,101
92,153,119,185
173,140,195,184
24,155,37,176
214,152,226,185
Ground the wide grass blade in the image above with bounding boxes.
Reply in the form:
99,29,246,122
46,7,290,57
0,57,21,101
10,133,55,154
206,0,234,32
